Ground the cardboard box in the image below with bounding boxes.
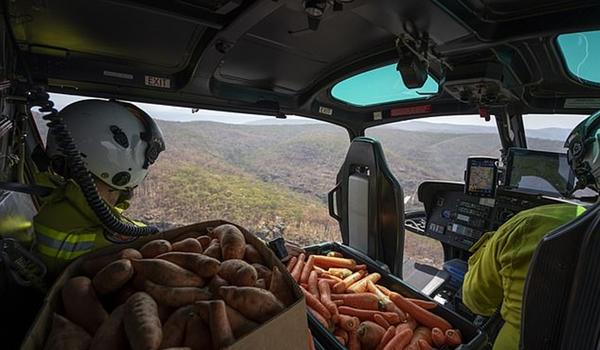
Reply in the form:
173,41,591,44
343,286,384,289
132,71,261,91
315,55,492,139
20,220,308,350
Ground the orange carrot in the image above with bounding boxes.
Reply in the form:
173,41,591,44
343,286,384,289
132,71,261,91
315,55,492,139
334,328,349,344
339,306,401,325
431,327,446,347
373,313,390,329
301,286,332,319
291,253,305,282
313,265,326,273
318,279,338,317
320,278,338,287
366,281,407,321
353,264,368,271
313,255,357,270
319,272,344,283
407,298,437,310
331,293,380,310
445,329,462,346
406,327,432,350
376,285,393,296
357,321,386,349
376,326,396,350
307,330,316,350
383,328,413,350
328,268,354,279
418,339,433,350
334,300,344,306
333,270,367,293
301,255,315,284
348,273,381,293
308,270,319,297
286,256,298,272
335,336,347,346
389,292,452,331
327,251,344,258
348,331,361,350
396,315,418,334
337,314,360,332
308,306,331,331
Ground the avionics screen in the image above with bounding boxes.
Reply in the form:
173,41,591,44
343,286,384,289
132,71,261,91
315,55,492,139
466,158,498,197
506,148,575,197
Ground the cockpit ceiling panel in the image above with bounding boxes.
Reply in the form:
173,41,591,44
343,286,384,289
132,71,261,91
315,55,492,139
12,0,203,71
460,0,594,19
218,6,393,93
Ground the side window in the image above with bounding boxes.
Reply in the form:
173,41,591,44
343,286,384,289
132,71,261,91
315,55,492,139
366,115,500,268
125,108,349,247
522,114,586,153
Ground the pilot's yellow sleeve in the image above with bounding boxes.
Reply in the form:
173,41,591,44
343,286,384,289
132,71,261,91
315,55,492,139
462,217,526,316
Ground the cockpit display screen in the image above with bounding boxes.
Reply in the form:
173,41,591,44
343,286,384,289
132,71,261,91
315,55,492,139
465,157,498,198
506,148,575,197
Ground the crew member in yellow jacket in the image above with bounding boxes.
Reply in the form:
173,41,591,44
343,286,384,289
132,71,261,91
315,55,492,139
462,111,600,350
33,99,165,276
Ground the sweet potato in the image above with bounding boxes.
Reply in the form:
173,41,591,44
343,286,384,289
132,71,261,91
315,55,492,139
131,259,204,287
226,305,259,338
244,244,264,264
269,266,295,306
210,224,246,260
62,276,108,334
389,292,452,331
357,321,386,350
209,275,229,296
156,252,220,278
140,239,172,258
183,312,212,350
220,286,284,322
197,235,212,250
144,280,211,307
123,292,162,350
203,239,222,260
44,313,91,350
171,238,203,254
255,278,267,289
253,263,272,286
81,248,142,277
90,305,128,350
218,259,258,286
93,259,134,295
161,306,195,348
208,300,235,349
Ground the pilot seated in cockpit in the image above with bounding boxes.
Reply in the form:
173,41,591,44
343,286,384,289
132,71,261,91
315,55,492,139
462,111,600,350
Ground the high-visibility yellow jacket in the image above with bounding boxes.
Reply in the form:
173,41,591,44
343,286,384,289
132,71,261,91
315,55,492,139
462,203,586,350
33,172,140,275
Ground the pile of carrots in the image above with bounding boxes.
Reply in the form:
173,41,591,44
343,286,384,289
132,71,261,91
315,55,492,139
43,224,297,350
288,251,464,350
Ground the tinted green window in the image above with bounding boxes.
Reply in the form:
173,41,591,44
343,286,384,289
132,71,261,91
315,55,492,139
331,64,438,107
557,30,600,84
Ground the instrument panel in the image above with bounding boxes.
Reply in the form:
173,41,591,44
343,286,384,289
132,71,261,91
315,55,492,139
419,182,554,250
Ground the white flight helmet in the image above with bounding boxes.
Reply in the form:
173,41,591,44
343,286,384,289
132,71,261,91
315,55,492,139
46,99,165,191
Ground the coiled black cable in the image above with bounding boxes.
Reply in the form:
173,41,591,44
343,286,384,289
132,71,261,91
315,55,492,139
28,87,159,237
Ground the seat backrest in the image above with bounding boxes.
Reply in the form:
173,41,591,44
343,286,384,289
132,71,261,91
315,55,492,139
520,203,600,349
328,137,405,276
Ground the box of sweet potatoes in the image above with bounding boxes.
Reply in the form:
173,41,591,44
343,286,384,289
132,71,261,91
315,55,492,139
21,220,309,350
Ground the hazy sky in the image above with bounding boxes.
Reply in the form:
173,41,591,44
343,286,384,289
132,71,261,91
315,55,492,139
49,93,587,129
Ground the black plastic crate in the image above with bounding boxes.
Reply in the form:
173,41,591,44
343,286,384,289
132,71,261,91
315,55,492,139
305,242,488,350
